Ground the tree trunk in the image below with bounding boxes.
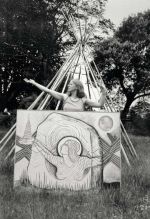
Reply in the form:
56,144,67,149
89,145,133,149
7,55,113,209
121,97,135,121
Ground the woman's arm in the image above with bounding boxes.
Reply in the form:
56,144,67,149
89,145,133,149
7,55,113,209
84,86,107,108
24,79,67,101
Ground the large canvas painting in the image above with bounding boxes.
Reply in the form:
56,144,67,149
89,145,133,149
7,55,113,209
14,111,121,190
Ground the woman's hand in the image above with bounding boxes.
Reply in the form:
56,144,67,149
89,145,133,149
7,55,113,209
24,78,66,100
100,85,107,94
97,84,107,106
24,78,35,85
97,81,107,94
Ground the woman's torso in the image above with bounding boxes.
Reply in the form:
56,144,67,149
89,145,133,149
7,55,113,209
63,96,85,112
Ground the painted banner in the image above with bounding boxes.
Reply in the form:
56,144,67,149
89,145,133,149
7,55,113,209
14,110,121,190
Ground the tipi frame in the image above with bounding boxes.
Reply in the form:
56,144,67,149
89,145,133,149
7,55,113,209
0,6,137,166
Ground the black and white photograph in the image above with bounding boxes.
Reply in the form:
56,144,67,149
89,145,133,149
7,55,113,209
0,0,150,218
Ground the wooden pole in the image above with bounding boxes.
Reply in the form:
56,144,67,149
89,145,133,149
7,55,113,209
87,48,137,158
39,45,80,110
55,48,81,110
0,71,59,146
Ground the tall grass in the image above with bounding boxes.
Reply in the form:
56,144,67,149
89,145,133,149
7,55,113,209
0,134,150,219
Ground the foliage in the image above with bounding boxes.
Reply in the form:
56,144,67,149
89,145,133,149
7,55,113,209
94,10,150,119
129,101,150,136
115,11,150,43
0,0,76,99
0,0,112,110
73,0,114,45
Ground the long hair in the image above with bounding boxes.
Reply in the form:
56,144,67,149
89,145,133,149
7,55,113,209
67,79,86,98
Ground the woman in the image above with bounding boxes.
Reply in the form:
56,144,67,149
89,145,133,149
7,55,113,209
24,78,107,111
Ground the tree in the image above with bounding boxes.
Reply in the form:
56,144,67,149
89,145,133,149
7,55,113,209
0,0,76,109
94,10,150,119
0,0,111,111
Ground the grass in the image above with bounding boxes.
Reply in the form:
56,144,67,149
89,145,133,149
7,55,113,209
0,133,150,219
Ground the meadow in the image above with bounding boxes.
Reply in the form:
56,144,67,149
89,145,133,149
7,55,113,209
0,128,150,219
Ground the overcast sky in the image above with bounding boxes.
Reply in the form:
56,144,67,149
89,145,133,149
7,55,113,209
105,0,150,27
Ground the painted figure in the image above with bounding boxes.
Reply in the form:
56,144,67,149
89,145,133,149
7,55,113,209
14,111,121,189
34,137,101,181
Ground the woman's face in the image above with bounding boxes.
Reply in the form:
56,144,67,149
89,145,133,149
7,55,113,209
67,80,77,92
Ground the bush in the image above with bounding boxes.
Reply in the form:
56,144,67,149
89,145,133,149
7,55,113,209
130,111,150,136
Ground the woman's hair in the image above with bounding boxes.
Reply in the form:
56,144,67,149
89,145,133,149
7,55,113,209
63,139,81,163
68,79,86,98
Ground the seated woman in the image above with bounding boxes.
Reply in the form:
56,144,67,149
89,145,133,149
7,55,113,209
24,78,107,111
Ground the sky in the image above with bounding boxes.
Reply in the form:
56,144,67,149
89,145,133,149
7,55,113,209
105,0,150,27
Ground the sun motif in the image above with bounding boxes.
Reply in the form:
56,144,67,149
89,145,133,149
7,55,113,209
99,116,113,131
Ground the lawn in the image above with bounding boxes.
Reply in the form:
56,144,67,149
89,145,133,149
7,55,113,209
0,131,150,219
